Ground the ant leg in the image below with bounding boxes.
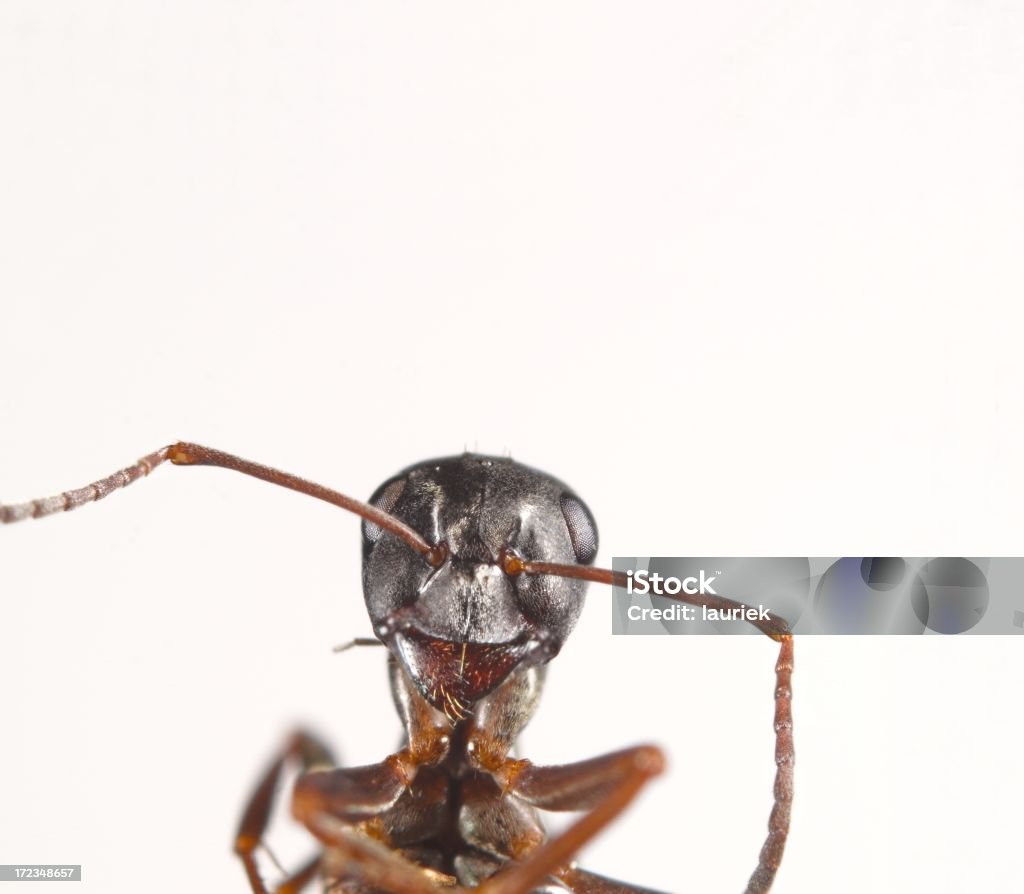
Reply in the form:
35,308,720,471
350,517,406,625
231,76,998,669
559,867,668,894
476,637,795,894
290,731,459,894
236,730,336,894
273,853,322,894
314,834,459,894
472,745,665,894
292,772,458,894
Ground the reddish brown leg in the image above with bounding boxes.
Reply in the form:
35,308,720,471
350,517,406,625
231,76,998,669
473,636,795,894
290,728,457,894
292,771,458,894
559,867,668,894
538,636,794,894
470,745,665,894
235,730,335,894
273,853,322,894
313,828,460,894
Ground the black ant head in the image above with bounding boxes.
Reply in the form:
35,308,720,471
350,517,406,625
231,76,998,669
361,454,598,718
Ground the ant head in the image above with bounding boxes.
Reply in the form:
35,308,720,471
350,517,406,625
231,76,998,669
361,454,598,719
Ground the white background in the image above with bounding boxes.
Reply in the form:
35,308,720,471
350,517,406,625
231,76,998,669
2,3,1022,893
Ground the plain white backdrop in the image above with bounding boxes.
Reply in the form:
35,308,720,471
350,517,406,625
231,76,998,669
1,3,1022,893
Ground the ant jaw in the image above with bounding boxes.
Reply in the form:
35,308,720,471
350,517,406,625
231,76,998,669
387,628,544,722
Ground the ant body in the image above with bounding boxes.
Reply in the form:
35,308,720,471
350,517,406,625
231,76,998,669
1,443,794,894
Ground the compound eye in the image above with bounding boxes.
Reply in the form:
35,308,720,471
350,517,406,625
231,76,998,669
362,478,407,544
560,493,598,565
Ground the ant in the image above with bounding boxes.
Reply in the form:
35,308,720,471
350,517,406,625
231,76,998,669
1,442,794,894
